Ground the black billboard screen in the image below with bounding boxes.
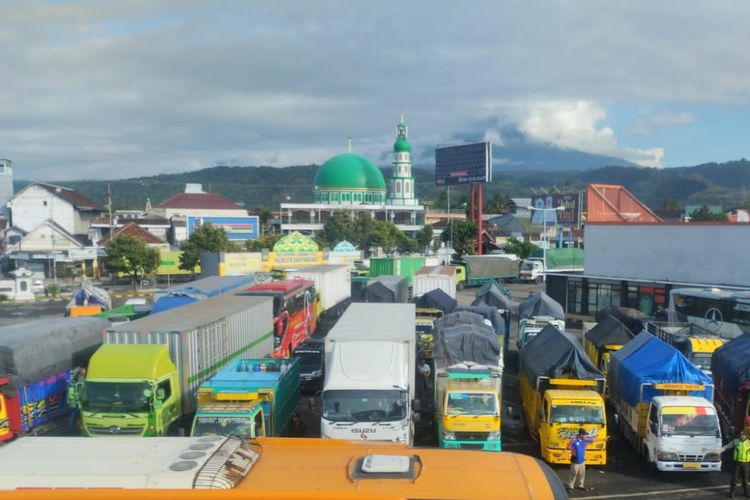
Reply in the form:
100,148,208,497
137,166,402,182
435,142,492,185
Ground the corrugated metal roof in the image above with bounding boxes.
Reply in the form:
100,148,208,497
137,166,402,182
110,294,271,334
156,192,242,210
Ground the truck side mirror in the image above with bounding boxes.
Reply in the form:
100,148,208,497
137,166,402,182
538,410,544,421
649,421,658,435
412,399,421,412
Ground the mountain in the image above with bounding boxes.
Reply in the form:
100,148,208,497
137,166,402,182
14,160,750,213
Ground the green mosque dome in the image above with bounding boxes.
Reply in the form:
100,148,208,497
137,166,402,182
394,137,411,153
313,153,386,191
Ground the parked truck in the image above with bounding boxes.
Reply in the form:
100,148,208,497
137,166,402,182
519,248,584,283
608,332,722,472
368,256,425,287
453,254,519,290
517,292,566,350
583,315,636,374
191,358,300,439
646,321,724,374
0,317,107,442
711,333,750,438
321,303,417,444
70,294,274,437
432,314,503,451
519,325,607,465
413,265,457,299
289,264,351,320
151,274,260,314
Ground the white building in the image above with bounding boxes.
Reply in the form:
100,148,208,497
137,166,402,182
0,160,14,219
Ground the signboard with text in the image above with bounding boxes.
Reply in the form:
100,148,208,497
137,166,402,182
530,193,582,228
435,142,492,185
187,216,259,241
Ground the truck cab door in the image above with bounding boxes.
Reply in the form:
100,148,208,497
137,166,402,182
254,409,265,437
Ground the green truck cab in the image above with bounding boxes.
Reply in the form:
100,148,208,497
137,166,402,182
191,358,300,438
69,344,181,437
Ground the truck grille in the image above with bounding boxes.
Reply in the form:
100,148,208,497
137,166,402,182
86,424,145,436
677,454,703,462
459,443,485,450
454,432,489,441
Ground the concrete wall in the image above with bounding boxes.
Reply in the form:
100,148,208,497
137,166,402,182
585,223,750,287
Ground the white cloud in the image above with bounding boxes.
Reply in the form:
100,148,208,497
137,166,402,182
482,99,665,167
630,112,695,134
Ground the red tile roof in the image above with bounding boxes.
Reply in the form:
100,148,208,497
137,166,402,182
156,192,243,210
98,222,165,246
37,183,104,210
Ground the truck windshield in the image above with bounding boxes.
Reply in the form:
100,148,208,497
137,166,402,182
690,353,713,371
661,411,719,437
84,381,151,413
446,392,497,416
521,262,535,270
550,405,605,424
322,390,407,422
193,416,254,437
293,350,322,371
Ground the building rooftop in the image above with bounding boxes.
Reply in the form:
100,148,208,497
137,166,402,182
156,192,243,210
98,222,165,246
36,183,104,211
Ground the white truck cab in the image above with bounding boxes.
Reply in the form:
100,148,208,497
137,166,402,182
518,317,565,350
641,396,722,472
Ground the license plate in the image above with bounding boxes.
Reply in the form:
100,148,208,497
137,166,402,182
683,462,701,469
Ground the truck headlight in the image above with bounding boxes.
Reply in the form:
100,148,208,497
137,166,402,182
442,431,455,441
704,452,720,462
487,431,500,440
657,451,679,461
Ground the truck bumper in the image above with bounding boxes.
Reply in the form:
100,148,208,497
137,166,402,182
656,460,721,472
543,449,606,465
441,439,501,451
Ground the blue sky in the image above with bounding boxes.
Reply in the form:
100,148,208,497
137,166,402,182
1,1,748,180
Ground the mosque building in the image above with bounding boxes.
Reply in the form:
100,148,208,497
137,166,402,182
280,117,425,236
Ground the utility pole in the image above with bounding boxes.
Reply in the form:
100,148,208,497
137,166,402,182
108,183,114,239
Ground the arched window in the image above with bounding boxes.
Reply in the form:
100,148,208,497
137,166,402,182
405,182,410,194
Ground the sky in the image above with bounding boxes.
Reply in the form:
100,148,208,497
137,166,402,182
1,1,749,180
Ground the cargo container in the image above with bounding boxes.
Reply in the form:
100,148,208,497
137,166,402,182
413,265,457,299
0,317,107,441
288,264,351,319
365,275,409,303
151,275,260,314
369,256,425,286
71,294,274,436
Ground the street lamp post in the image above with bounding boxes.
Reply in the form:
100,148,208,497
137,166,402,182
527,205,565,284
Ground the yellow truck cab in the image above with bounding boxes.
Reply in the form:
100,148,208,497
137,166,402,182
439,374,502,451
538,387,607,464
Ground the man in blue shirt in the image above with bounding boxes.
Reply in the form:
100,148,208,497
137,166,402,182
567,428,595,493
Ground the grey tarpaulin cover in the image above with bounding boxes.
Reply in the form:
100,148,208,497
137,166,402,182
455,305,507,336
415,288,457,313
595,306,646,335
462,255,519,278
432,314,500,370
472,282,512,311
585,315,635,350
520,324,602,383
365,276,409,303
518,291,565,320
0,316,108,396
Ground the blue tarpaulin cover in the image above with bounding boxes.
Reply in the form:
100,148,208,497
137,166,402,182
472,282,512,311
608,332,713,406
455,305,506,336
711,332,750,398
416,288,457,313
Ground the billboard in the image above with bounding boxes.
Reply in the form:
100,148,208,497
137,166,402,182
187,216,260,241
435,142,492,185
530,193,582,228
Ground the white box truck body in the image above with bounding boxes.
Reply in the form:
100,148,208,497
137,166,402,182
413,265,457,299
289,265,351,318
321,303,416,444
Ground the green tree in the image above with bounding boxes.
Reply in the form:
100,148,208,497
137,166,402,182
689,204,728,222
179,223,233,271
415,225,434,251
105,235,160,289
485,193,513,214
441,220,478,256
503,238,538,259
318,211,357,248
245,232,282,252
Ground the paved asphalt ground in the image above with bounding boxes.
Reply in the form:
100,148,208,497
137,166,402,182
0,281,735,498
